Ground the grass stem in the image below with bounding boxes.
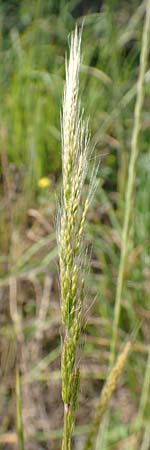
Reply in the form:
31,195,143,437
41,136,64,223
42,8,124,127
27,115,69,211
16,366,24,450
110,0,150,366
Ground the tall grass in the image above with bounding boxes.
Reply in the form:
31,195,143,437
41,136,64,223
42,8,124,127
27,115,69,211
0,2,150,450
110,0,150,366
58,26,132,450
58,27,97,450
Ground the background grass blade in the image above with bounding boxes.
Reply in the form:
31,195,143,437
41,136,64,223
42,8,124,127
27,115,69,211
16,366,25,450
110,0,150,365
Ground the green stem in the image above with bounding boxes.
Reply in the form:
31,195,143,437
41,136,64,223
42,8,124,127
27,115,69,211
138,348,150,425
16,366,25,450
110,0,150,366
62,404,71,450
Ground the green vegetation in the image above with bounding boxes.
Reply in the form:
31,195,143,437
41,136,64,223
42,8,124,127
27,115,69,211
0,1,150,450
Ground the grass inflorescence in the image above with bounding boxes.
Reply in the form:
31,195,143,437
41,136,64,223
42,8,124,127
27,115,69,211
58,27,98,450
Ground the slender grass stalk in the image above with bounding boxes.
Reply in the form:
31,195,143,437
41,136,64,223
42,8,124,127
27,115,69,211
58,28,97,450
140,430,150,450
137,348,150,426
16,366,24,450
130,348,150,450
110,0,150,366
83,341,131,450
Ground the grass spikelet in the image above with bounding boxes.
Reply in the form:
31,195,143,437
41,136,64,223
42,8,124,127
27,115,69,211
58,27,97,450
83,341,131,450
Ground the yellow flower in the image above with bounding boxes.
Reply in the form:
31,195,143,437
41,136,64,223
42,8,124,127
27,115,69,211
38,177,51,188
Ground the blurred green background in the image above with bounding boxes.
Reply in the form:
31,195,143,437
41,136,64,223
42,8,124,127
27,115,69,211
0,1,150,450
